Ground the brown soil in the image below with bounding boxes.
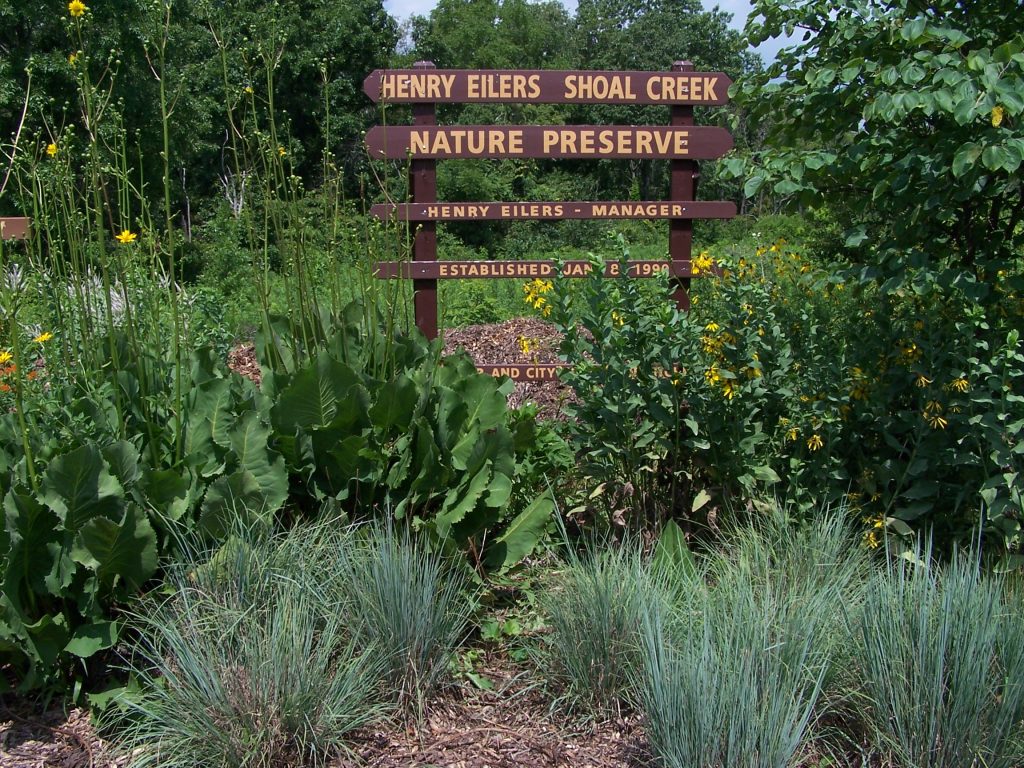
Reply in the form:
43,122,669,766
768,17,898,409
2,655,648,768
227,318,576,421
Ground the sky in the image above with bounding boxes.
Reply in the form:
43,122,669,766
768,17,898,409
383,0,794,63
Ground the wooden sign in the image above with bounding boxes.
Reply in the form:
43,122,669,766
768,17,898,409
364,69,732,106
364,125,733,160
0,217,30,240
476,364,567,381
371,200,736,221
375,260,708,280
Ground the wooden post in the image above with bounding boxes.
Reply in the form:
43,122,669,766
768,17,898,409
411,61,439,340
669,60,697,312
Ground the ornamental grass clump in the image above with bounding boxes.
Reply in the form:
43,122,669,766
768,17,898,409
330,524,474,716
852,547,1024,768
537,541,672,717
639,507,865,768
110,524,386,768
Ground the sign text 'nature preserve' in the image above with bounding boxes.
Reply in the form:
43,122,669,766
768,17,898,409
364,62,735,380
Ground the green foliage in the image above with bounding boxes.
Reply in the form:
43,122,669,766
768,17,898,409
108,523,387,768
732,0,1024,281
852,548,1024,768
549,233,1024,552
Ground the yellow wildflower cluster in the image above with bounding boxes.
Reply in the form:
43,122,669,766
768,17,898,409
948,377,970,393
806,433,824,451
895,340,923,366
691,251,714,276
863,515,885,549
522,278,553,316
849,366,870,401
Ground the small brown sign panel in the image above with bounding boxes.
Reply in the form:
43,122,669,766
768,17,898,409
375,260,709,280
363,69,732,106
364,125,733,160
0,217,30,240
476,364,566,381
371,200,736,222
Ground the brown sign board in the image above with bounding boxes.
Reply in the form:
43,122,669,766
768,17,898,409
0,217,30,241
363,69,732,106
364,125,733,160
476,364,566,381
371,200,735,222
375,260,711,280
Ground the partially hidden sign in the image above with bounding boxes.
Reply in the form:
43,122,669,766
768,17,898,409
375,260,710,280
365,125,733,159
363,69,732,105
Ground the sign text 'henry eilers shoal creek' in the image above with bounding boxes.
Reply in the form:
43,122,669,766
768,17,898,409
363,69,732,105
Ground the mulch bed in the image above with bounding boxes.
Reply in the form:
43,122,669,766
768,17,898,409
227,317,577,421
2,654,649,768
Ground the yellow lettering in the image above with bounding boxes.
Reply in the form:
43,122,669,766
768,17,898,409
410,130,431,155
528,75,541,99
440,73,456,98
703,76,719,101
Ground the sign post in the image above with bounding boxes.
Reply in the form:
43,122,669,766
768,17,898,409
364,63,735,379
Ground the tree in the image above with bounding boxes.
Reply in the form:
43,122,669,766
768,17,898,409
732,0,1024,285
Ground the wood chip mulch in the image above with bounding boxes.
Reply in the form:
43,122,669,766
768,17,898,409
443,317,577,421
227,318,576,421
1,701,121,768
346,653,649,768
2,656,649,768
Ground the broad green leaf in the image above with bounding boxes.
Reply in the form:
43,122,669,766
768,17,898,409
272,356,361,433
40,444,124,532
139,469,191,522
652,519,696,577
436,464,492,537
71,505,158,592
64,621,119,658
484,490,556,572
3,489,62,605
369,374,420,431
691,488,713,513
228,412,288,513
199,470,271,537
102,442,140,489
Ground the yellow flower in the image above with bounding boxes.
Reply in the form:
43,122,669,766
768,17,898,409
115,229,137,244
68,0,87,17
0,351,12,365
244,86,254,94
786,426,799,443
704,366,721,385
807,434,824,451
915,374,933,388
950,377,969,393
46,143,58,157
611,310,624,327
721,379,738,400
69,52,78,65
278,146,286,157
704,322,720,333
864,530,880,549
924,400,943,414
692,252,714,276
924,411,948,429
992,105,1004,128
33,331,53,344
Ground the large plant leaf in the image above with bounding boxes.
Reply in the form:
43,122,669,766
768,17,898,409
139,468,191,523
228,412,288,513
64,620,119,659
435,463,493,538
484,490,556,572
3,489,63,608
271,356,361,434
101,441,141,490
71,504,158,592
40,444,125,531
199,470,272,537
369,373,420,432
